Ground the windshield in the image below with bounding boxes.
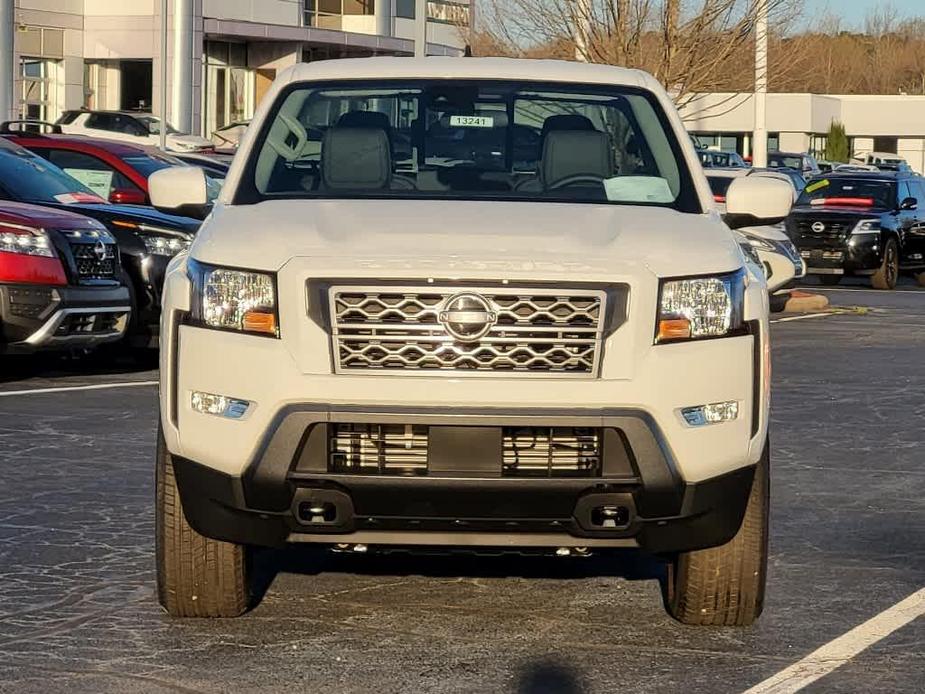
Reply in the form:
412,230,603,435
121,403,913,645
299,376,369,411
797,177,896,209
0,144,105,204
769,154,804,170
240,79,699,210
136,115,178,136
122,153,180,177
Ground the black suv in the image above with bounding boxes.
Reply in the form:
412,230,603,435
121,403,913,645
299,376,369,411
787,171,925,289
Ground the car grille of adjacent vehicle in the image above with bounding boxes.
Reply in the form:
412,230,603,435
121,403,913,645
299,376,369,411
327,424,602,478
329,286,607,377
793,219,853,242
68,242,119,283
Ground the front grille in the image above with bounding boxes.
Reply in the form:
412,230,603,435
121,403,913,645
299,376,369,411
791,218,855,244
330,285,607,377
327,424,603,478
503,427,601,477
69,242,118,282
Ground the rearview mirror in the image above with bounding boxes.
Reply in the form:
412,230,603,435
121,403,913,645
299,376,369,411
149,166,212,220
723,176,793,230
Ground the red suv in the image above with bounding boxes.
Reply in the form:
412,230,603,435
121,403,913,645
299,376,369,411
2,129,178,205
0,202,130,353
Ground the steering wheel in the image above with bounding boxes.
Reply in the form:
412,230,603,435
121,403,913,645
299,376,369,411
546,173,607,190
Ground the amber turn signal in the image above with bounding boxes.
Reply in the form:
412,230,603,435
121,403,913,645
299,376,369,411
657,318,692,342
242,310,277,335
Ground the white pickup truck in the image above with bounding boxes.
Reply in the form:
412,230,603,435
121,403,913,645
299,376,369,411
149,57,792,625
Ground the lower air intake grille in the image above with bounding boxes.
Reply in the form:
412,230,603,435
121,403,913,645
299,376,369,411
327,424,603,478
330,423,428,476
503,427,601,477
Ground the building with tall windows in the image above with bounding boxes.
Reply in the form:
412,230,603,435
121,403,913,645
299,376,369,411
2,0,473,137
682,92,925,173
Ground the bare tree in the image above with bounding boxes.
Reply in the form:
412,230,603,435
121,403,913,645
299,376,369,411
475,0,803,108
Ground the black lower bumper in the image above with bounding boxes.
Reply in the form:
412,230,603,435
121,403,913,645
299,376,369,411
0,283,131,353
171,406,758,555
800,237,880,275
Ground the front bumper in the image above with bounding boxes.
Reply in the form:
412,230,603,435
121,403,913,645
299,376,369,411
0,283,131,353
171,405,757,554
799,236,881,275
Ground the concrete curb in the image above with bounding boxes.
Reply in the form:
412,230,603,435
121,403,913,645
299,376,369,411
783,290,830,313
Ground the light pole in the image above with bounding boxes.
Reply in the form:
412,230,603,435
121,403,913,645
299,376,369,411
159,0,168,151
0,0,14,123
415,0,427,57
753,0,769,167
574,0,592,62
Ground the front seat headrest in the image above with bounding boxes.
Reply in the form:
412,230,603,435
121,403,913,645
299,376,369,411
541,130,614,189
540,114,596,140
322,127,392,191
336,111,391,131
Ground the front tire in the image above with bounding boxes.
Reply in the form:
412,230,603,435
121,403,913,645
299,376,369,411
871,238,899,290
667,442,769,626
914,271,925,287
156,426,250,617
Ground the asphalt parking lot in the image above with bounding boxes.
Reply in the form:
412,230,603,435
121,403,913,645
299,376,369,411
0,280,923,694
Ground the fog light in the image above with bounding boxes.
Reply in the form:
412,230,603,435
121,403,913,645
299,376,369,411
191,391,251,419
681,401,739,427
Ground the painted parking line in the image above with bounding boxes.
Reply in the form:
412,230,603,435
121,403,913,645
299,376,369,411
0,381,158,397
770,313,832,324
742,587,925,694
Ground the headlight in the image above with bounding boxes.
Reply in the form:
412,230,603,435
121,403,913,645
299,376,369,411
188,259,279,337
656,269,746,343
0,222,54,257
852,220,881,235
141,234,191,256
113,220,193,257
742,234,776,252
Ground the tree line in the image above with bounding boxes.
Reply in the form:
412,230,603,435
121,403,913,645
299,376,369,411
470,2,925,101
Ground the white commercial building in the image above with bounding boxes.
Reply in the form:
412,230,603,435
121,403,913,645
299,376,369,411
682,92,925,173
1,0,472,137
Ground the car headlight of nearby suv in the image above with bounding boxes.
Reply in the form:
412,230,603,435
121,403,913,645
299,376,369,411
148,57,795,628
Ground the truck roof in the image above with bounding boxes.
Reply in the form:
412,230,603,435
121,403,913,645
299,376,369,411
285,57,656,90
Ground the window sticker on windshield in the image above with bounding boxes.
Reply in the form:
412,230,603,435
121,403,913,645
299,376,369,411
805,179,829,194
53,191,107,204
449,115,494,128
64,168,113,198
604,176,674,204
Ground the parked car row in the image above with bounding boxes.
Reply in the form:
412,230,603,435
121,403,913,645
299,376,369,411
0,125,232,356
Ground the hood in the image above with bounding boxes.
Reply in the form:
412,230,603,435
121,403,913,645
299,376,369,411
166,133,214,151
192,200,742,279
0,200,106,230
58,202,201,234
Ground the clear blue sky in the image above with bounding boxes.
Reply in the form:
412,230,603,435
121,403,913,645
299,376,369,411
804,0,924,26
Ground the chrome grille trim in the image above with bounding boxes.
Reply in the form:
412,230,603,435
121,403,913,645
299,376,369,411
329,285,607,377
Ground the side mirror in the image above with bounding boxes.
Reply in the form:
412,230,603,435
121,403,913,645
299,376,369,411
149,166,212,220
723,176,793,230
109,188,147,206
899,196,917,211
